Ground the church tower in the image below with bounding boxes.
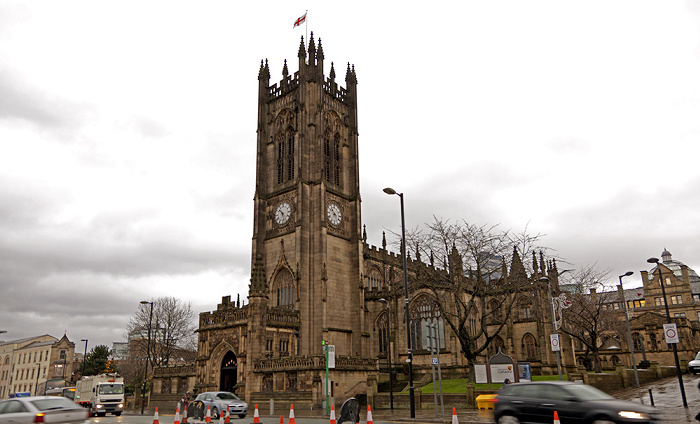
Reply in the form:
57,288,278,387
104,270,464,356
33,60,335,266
251,33,363,358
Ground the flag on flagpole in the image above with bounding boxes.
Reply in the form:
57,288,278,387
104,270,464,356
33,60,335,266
293,12,306,28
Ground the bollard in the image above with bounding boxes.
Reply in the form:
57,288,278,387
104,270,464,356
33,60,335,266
648,388,654,406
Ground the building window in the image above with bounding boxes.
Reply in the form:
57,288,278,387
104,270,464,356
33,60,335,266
675,313,686,317
524,334,537,360
665,277,672,286
277,127,295,185
377,313,388,354
409,296,445,351
324,130,341,186
654,297,665,306
612,302,620,310
693,294,700,302
367,269,382,291
522,306,532,319
274,269,295,309
671,295,683,305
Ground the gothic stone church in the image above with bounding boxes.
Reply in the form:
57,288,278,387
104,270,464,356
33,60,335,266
151,35,569,407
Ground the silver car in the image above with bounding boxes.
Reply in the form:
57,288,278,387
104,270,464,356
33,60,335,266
188,392,247,419
0,396,89,424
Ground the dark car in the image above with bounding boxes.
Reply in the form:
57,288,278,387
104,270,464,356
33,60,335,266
187,392,247,420
493,381,659,424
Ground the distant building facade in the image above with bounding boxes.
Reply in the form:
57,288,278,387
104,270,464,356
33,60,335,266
0,334,76,398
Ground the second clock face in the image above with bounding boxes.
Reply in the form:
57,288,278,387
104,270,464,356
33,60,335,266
275,202,292,225
327,203,342,226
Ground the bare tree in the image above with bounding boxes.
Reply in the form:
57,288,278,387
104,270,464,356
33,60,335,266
559,265,626,372
126,297,197,368
400,217,549,381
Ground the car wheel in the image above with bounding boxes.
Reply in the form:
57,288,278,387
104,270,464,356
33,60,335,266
238,414,247,419
497,414,520,424
212,407,219,419
114,412,122,416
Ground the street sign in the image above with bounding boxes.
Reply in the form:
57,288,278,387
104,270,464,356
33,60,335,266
663,323,679,344
432,357,438,365
328,345,336,368
550,334,560,352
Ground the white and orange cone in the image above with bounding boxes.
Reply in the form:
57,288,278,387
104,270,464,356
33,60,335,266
205,405,212,423
252,404,262,424
224,405,230,424
153,407,160,424
279,415,284,424
366,405,373,424
288,404,295,424
174,406,181,424
553,411,560,424
451,407,458,424
329,404,336,424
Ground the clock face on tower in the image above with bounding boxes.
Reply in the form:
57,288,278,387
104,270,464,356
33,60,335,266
326,202,342,226
275,202,292,225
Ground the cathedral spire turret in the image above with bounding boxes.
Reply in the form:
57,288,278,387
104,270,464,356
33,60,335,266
308,32,316,64
249,255,267,297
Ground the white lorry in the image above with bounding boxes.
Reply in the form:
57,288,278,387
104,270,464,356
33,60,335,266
75,373,125,416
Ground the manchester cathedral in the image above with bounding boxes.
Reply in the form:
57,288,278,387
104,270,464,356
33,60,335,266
150,34,573,407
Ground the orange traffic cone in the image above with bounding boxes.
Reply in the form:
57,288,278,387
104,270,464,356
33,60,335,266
279,415,284,424
329,404,336,424
451,407,458,424
553,411,560,424
366,405,373,424
224,405,231,424
174,406,181,424
219,410,224,424
288,404,295,424
182,404,188,424
153,407,160,424
205,405,212,423
252,404,262,424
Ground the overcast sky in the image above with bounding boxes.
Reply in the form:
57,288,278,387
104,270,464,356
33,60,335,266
1,1,699,351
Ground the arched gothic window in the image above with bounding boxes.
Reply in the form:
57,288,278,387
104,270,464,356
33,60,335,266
277,127,295,184
489,299,502,322
275,269,295,309
523,333,537,359
324,129,341,186
377,312,388,354
409,296,445,351
489,335,506,357
367,268,382,291
632,332,644,352
519,297,532,320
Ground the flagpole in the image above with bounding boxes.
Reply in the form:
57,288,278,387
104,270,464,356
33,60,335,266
305,10,308,53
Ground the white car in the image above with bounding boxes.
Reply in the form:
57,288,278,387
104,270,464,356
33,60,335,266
0,396,89,424
689,351,700,374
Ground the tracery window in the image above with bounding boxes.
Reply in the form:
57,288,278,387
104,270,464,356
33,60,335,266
409,296,445,351
489,335,506,357
324,129,341,186
367,268,382,291
523,333,537,359
489,299,502,322
277,127,295,184
275,269,295,308
518,297,532,320
632,332,644,352
377,313,388,354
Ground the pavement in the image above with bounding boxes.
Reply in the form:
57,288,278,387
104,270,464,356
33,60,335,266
124,375,700,423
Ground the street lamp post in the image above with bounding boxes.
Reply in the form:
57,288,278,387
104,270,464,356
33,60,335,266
379,298,394,411
647,257,687,407
383,187,414,418
617,271,639,387
539,276,563,380
140,301,154,415
80,339,88,378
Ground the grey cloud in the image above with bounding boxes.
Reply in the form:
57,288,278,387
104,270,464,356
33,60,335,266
0,70,89,129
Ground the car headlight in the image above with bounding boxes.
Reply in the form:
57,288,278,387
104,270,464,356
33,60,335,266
95,404,103,409
618,411,649,420
118,404,124,409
